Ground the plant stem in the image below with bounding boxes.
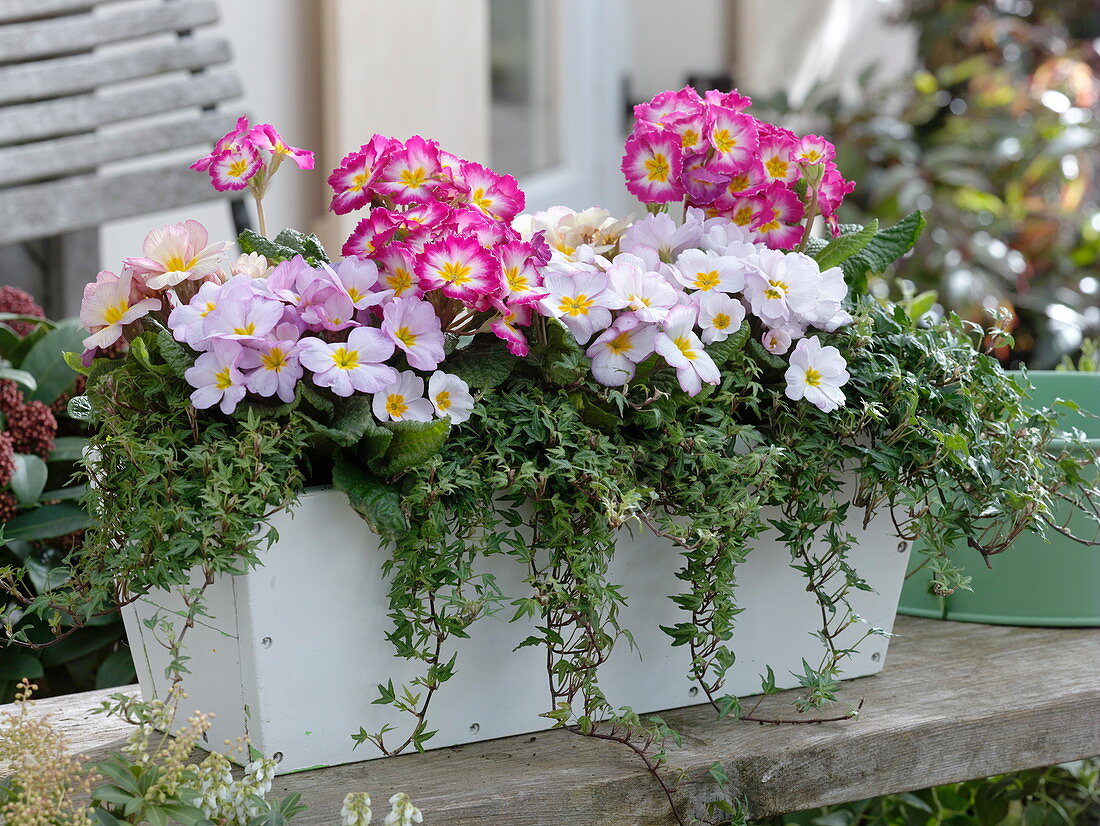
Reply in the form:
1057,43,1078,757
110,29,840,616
255,196,268,239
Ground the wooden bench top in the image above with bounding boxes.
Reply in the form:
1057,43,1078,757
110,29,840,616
8,617,1099,824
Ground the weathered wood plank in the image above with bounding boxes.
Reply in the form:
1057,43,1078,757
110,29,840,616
0,0,219,63
0,37,230,105
0,111,236,186
5,618,1097,824
0,0,100,25
0,69,241,145
0,165,223,243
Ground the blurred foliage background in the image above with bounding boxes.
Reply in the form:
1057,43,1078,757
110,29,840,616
766,0,1100,367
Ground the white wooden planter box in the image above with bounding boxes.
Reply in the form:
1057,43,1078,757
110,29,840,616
122,488,911,774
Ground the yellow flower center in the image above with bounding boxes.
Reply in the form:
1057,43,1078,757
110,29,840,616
803,149,823,162
439,261,472,285
758,219,781,233
607,331,633,355
400,167,428,189
765,156,789,178
386,269,414,295
261,347,288,372
693,270,721,290
103,301,129,325
645,153,670,183
393,326,417,348
804,367,823,387
228,158,250,178
386,393,409,417
728,172,750,193
349,172,370,193
732,207,755,226
435,390,451,412
712,313,731,330
471,188,493,212
346,287,365,303
712,129,737,153
200,301,217,317
505,266,528,292
673,335,697,360
559,294,594,317
214,367,233,390
331,347,359,370
681,129,700,148
233,322,256,336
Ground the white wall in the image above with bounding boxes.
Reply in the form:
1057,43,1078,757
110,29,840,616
629,0,729,101
99,0,323,272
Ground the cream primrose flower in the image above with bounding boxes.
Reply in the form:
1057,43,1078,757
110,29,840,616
384,793,423,826
671,248,747,294
654,304,720,395
81,269,162,351
540,268,625,344
427,371,474,423
784,335,850,412
513,206,630,257
342,792,373,826
604,253,679,322
694,290,746,344
231,251,272,279
743,248,823,326
585,313,657,386
373,370,434,423
125,219,229,291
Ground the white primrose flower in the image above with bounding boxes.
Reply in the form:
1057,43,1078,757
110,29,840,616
808,264,849,328
385,793,423,826
692,209,760,257
762,328,792,355
342,792,373,826
672,248,747,294
654,304,720,396
539,268,625,344
694,291,746,344
743,249,823,325
373,370,435,423
619,212,704,269
784,335,850,412
427,371,474,423
604,253,679,322
585,314,657,386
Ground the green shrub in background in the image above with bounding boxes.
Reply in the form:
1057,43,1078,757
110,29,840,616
764,759,1100,826
0,287,133,700
762,0,1100,367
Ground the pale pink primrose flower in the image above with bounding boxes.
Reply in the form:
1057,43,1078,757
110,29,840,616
248,124,315,170
604,253,679,323
585,314,657,387
231,252,271,279
808,265,848,329
784,336,849,412
427,372,474,423
762,328,793,355
654,304,720,396
695,291,746,344
168,280,223,349
621,126,685,204
381,297,445,371
201,276,284,341
372,370,434,423
125,220,229,291
298,326,397,397
539,269,625,345
184,339,248,414
326,258,392,310
620,213,703,270
239,337,303,404
299,289,357,332
80,269,161,351
672,248,747,294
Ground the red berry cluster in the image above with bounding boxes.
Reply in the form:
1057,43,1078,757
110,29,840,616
0,286,45,337
0,380,57,460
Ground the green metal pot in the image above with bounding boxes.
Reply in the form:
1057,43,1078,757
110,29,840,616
897,370,1100,627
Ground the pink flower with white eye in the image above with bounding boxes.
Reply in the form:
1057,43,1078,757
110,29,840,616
621,126,685,204
705,106,759,174
80,269,161,351
372,370,434,423
327,135,395,215
298,326,397,397
539,269,625,345
202,276,284,342
457,161,525,222
489,301,532,356
168,280,223,348
496,241,546,306
672,248,747,294
327,258,392,310
681,156,729,206
633,86,703,125
620,213,703,270
381,297,445,371
239,335,303,404
724,195,766,232
445,206,516,249
427,372,474,424
341,211,403,259
604,254,678,323
794,134,835,166
695,291,746,344
784,336,849,412
184,339,248,414
662,108,708,155
208,144,263,192
654,304,720,396
818,163,856,222
585,314,657,387
374,244,422,299
248,124,315,170
125,220,229,291
762,328,792,355
716,160,768,200
753,184,805,250
703,88,752,111
416,236,499,303
190,116,252,172
758,130,800,184
376,136,441,205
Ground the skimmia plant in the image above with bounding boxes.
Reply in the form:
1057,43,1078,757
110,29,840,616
3,93,1098,824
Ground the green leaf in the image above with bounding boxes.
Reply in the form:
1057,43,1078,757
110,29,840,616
239,229,329,267
20,319,85,403
329,396,382,447
907,290,938,324
63,350,91,376
841,211,927,295
0,651,44,680
332,454,406,538
374,418,451,475
0,313,53,330
705,322,751,365
156,328,194,380
4,502,90,541
273,228,331,264
67,395,95,423
91,784,136,808
10,454,48,506
448,336,515,391
39,626,121,667
90,807,124,826
747,338,788,371
814,220,878,271
0,326,22,359
49,436,89,462
95,649,136,689
0,367,36,393
127,336,168,375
